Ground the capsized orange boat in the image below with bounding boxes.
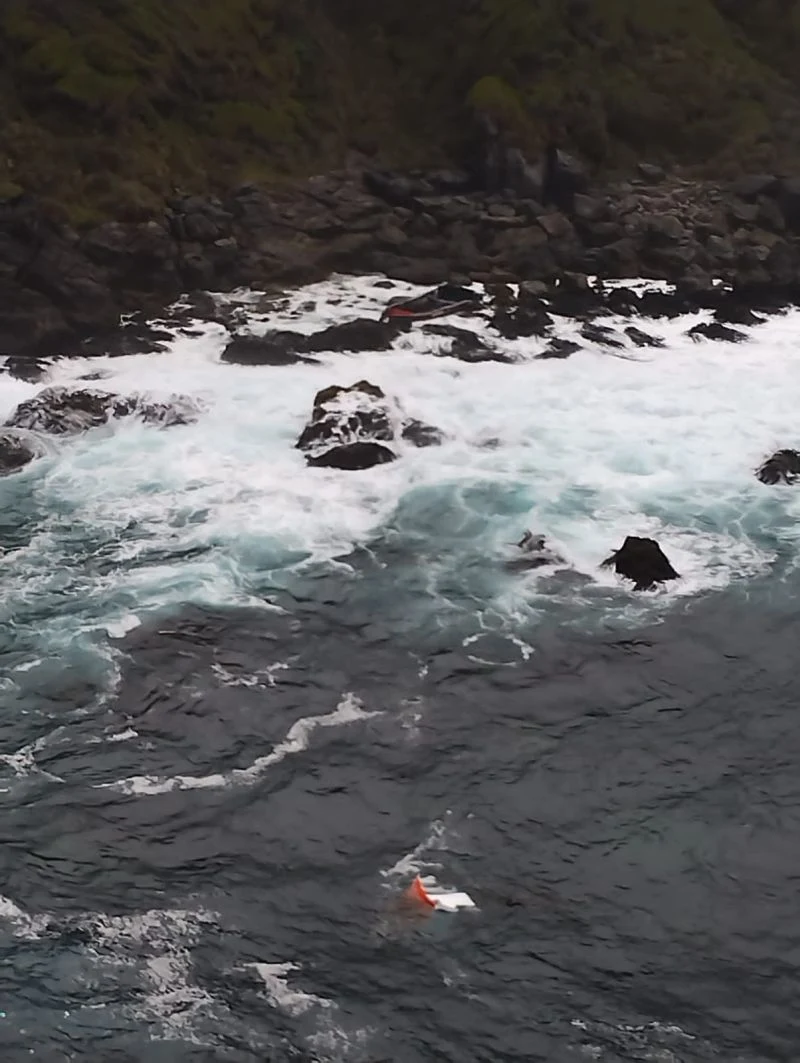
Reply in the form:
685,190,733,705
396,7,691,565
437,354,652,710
402,875,476,912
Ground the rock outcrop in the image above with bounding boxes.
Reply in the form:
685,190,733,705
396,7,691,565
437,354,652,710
757,449,800,485
5,386,200,435
296,380,441,469
602,536,680,592
5,162,800,358
0,430,40,476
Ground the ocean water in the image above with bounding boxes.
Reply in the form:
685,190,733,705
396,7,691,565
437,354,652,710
1,275,799,1060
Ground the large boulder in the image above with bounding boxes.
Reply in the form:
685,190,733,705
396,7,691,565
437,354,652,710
602,536,679,592
302,318,400,354
5,386,200,435
297,381,393,453
0,429,40,475
297,380,441,468
756,449,800,485
221,331,319,366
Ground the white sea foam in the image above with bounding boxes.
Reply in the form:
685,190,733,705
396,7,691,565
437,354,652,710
0,894,221,1043
2,273,800,679
248,961,331,1017
99,689,378,795
381,811,459,880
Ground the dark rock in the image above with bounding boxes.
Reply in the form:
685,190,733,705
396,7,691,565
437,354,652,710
537,212,575,240
756,449,800,485
78,318,174,358
547,282,604,319
604,287,642,316
401,419,444,447
366,254,451,286
0,280,74,356
637,162,666,183
777,177,800,233
573,195,607,222
81,221,178,293
757,196,784,232
3,355,49,381
601,535,679,591
706,234,735,262
302,318,400,354
424,323,509,362
505,531,565,572
537,338,582,359
307,441,396,470
688,322,747,343
18,243,119,335
638,289,695,319
580,322,625,348
580,220,624,248
541,144,589,211
518,280,549,303
362,170,417,207
5,386,200,435
297,380,393,453
647,214,686,243
221,332,319,366
727,200,759,225
713,303,764,327
624,326,665,348
730,174,779,201
0,429,39,475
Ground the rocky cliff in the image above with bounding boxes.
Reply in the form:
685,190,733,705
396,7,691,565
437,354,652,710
3,0,800,222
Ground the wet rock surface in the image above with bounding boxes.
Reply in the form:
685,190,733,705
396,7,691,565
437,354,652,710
5,386,201,435
296,380,441,469
6,158,800,357
602,536,680,592
757,449,800,485
0,429,40,475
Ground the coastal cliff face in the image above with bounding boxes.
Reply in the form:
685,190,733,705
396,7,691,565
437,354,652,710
2,0,800,222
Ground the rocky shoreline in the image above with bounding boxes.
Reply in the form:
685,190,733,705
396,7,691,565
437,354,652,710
3,157,800,363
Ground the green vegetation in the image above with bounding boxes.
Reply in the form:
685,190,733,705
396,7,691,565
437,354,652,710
2,0,800,223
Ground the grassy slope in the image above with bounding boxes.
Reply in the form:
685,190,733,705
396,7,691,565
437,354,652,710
1,0,800,224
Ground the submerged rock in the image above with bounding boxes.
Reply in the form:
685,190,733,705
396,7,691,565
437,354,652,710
601,535,679,592
400,419,445,447
505,531,565,572
625,326,665,348
537,338,582,359
5,385,200,435
307,441,396,470
756,449,800,485
0,429,39,475
580,322,626,348
688,322,747,343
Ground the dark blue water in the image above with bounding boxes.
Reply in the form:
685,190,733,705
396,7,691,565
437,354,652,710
1,572,799,1062
2,275,800,1060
